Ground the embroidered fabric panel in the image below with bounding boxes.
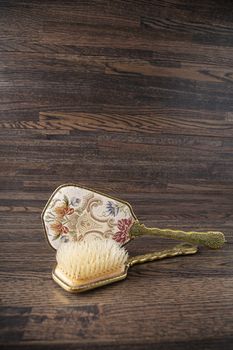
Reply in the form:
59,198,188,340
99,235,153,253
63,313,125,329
42,185,136,250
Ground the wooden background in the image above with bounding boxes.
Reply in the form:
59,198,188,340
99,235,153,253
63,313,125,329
0,0,233,349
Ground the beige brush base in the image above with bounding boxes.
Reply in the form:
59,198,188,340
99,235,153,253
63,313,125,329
52,265,128,293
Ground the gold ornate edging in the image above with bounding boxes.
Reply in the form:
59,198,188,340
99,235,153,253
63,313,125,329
52,266,128,293
41,183,138,251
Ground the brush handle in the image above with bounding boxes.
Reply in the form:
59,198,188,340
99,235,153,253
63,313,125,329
128,243,198,267
130,222,225,249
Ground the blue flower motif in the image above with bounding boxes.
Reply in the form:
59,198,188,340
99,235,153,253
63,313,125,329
106,201,120,217
70,197,80,207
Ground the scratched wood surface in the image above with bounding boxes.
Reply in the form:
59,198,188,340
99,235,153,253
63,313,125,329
0,1,233,349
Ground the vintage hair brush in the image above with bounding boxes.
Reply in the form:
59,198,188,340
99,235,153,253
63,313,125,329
53,239,198,293
42,183,225,292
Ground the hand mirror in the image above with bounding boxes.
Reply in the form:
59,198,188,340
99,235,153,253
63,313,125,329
42,183,225,250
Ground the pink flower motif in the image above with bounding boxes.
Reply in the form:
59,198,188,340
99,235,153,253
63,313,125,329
113,218,132,244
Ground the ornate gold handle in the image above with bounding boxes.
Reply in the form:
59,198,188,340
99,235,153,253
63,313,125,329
130,222,225,249
128,243,198,267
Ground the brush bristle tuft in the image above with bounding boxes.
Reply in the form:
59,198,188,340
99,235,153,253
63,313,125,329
56,239,128,281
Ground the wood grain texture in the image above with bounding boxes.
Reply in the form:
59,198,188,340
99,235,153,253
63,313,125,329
0,1,233,349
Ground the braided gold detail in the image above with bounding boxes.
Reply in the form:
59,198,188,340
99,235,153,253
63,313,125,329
130,222,225,249
128,243,198,267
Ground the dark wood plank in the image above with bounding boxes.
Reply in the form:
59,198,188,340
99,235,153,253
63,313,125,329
0,1,233,349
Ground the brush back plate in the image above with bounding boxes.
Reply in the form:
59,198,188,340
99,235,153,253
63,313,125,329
42,184,136,250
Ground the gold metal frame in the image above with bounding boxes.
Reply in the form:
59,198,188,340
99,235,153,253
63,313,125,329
41,182,137,251
52,266,128,293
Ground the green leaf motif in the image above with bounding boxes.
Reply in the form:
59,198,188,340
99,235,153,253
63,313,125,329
52,234,61,241
69,230,77,236
63,195,69,206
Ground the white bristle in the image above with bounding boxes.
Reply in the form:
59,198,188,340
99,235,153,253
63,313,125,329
56,239,129,280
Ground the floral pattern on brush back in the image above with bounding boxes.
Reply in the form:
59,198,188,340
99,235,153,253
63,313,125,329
42,184,136,250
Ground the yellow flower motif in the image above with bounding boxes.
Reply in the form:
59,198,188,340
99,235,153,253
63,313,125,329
50,221,69,236
55,203,74,218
